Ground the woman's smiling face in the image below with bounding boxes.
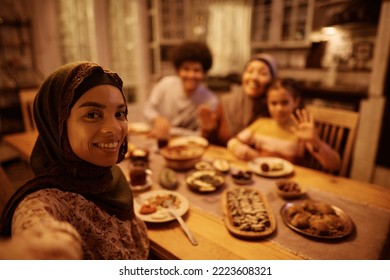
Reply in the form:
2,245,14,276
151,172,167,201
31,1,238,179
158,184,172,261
67,84,127,166
242,60,273,98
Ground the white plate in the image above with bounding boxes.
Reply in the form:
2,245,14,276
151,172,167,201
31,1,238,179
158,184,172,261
248,157,294,177
128,122,151,133
129,174,153,191
169,136,209,148
134,190,189,223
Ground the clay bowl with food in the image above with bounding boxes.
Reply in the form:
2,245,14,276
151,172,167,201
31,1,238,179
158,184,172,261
160,145,205,171
231,169,253,185
275,180,307,199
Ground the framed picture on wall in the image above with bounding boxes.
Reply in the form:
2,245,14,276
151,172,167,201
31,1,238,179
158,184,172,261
353,41,373,70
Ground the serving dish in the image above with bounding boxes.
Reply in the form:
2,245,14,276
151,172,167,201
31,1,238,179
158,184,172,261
248,157,294,177
275,180,306,199
222,188,276,238
281,200,354,239
194,160,213,171
169,136,209,148
186,170,225,193
231,169,253,185
134,190,189,223
160,145,205,171
212,159,230,173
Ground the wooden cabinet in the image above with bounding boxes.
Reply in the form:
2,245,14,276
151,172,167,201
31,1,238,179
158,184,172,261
251,0,315,50
147,0,192,80
146,0,216,80
0,19,41,135
146,0,315,79
0,19,41,88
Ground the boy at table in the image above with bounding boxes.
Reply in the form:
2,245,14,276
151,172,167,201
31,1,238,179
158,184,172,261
143,41,218,138
227,78,341,172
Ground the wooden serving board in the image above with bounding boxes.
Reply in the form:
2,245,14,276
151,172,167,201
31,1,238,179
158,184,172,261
222,187,276,238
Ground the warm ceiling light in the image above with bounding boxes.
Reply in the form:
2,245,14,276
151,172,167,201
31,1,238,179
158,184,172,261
322,27,337,36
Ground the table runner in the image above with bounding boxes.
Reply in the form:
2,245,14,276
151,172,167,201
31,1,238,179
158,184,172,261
127,136,390,259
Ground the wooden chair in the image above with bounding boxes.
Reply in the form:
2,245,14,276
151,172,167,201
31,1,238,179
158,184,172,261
19,88,38,132
305,105,359,177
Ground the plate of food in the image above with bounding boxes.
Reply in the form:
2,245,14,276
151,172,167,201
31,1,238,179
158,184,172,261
194,160,213,171
248,157,294,177
222,188,276,238
281,200,354,239
169,136,209,148
275,180,307,199
212,159,230,173
186,170,225,193
134,190,189,223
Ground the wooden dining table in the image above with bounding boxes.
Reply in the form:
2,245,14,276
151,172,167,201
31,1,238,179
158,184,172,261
2,131,390,259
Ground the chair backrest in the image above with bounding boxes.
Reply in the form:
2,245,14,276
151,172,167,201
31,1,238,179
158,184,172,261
305,105,359,177
19,88,38,132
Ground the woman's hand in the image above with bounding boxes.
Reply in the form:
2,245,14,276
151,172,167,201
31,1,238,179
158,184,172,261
198,104,217,132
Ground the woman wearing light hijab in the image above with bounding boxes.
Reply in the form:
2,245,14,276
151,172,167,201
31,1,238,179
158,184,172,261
0,62,149,259
198,53,277,146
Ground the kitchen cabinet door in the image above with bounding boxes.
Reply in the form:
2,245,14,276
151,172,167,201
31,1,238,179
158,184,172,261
251,0,314,49
147,0,191,80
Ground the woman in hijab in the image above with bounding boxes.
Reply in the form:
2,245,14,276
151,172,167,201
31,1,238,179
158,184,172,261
0,62,149,259
198,53,277,146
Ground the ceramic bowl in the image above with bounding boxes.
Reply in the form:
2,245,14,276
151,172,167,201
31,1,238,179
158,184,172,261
275,180,307,199
160,145,205,171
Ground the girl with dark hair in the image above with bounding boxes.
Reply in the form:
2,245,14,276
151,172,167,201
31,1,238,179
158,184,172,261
227,78,341,171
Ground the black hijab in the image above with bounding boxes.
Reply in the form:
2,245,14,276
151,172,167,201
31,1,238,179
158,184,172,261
0,61,133,237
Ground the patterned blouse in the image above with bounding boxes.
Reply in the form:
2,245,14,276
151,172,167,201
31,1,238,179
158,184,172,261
12,188,150,260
